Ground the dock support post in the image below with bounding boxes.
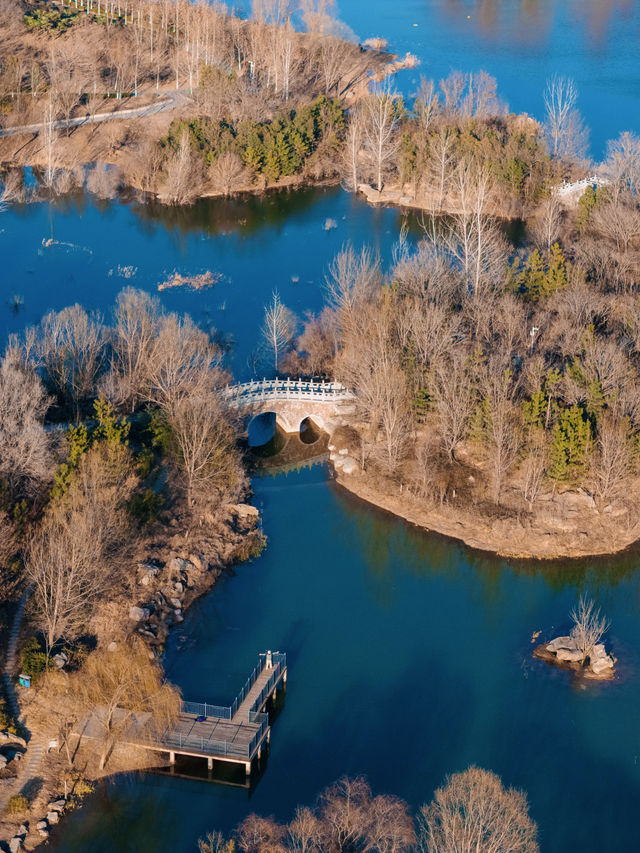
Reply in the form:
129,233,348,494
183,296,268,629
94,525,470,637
245,761,252,776
267,729,271,743
169,751,175,765
207,757,213,771
283,668,287,685
258,746,262,760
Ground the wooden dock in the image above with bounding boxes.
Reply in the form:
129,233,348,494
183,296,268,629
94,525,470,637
77,651,287,776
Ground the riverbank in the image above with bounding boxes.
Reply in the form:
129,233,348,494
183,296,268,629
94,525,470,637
0,498,264,850
334,469,640,560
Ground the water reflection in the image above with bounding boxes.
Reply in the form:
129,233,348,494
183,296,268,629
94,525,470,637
440,0,634,48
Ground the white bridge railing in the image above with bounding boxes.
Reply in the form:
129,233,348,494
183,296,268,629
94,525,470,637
554,175,610,197
223,378,355,405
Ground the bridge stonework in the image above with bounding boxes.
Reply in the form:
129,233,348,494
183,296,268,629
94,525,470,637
223,379,357,435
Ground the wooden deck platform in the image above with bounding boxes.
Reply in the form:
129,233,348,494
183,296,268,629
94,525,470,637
78,651,287,776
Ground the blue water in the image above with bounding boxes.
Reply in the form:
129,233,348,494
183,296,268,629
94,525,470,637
337,0,640,159
0,189,413,377
4,2,640,849
48,465,640,853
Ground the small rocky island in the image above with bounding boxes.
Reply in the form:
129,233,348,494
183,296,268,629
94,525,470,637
533,596,615,680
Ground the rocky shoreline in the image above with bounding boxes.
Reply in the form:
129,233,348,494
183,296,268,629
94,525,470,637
329,454,640,561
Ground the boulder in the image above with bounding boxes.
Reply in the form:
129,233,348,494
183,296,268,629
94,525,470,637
338,448,349,456
341,457,358,475
590,643,607,661
591,656,614,674
169,557,193,573
53,651,68,669
188,554,205,572
0,754,7,768
47,810,60,824
231,504,259,520
547,636,576,652
555,648,584,662
48,799,66,812
170,597,183,610
36,820,48,831
107,642,118,652
328,444,336,451
174,582,185,594
173,610,184,623
9,837,23,853
129,605,150,622
17,825,27,836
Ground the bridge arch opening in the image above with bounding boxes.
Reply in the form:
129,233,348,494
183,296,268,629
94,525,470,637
248,412,278,448
299,416,324,445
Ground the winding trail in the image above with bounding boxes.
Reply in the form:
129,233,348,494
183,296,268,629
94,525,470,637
0,89,192,138
0,588,44,819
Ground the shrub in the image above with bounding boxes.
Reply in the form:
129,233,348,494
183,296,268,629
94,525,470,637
19,636,48,680
7,795,28,814
129,489,164,524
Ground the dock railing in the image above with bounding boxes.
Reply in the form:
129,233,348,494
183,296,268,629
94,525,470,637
182,652,287,723
156,712,269,759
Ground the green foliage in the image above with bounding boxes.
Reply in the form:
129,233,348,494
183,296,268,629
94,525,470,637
51,398,130,500
548,405,592,481
128,489,164,524
94,397,130,446
7,795,28,814
24,7,81,29
147,408,172,456
166,96,344,183
51,423,90,500
511,243,567,301
136,448,155,479
576,185,605,231
522,388,546,431
19,636,47,680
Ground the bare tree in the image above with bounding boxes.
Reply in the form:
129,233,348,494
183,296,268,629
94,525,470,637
0,349,51,499
168,390,243,507
35,304,105,417
570,595,609,661
432,354,476,461
236,814,286,853
603,131,640,198
145,312,220,415
288,807,323,853
103,288,162,412
261,290,295,372
590,415,635,505
543,75,589,161
531,196,563,251
319,776,372,853
209,152,248,196
360,82,399,193
26,444,132,656
343,109,363,192
418,766,539,853
76,639,181,770
161,129,202,205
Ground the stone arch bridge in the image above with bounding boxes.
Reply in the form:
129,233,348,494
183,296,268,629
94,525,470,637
222,379,357,435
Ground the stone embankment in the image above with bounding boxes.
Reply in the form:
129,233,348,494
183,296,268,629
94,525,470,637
533,636,615,680
126,503,261,656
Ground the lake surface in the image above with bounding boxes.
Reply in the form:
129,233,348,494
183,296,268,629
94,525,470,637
0,188,414,378
3,1,640,849
47,463,640,853
338,0,640,159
